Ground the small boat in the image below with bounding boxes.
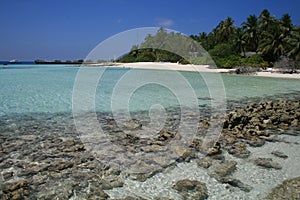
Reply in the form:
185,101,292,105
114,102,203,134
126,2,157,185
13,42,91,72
9,59,18,63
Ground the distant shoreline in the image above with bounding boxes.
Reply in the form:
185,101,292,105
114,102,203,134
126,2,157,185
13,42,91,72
1,61,299,79
90,62,300,79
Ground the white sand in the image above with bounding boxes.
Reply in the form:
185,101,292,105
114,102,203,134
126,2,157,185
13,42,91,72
92,62,300,79
256,71,300,79
94,62,232,73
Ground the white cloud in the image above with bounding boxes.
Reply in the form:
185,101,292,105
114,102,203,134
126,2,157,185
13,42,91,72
155,18,175,27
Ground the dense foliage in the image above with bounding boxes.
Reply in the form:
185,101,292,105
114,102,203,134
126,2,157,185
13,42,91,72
119,9,299,69
118,27,206,64
191,9,300,68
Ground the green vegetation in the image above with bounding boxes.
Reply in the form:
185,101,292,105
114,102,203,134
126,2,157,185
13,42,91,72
192,9,300,68
119,9,300,69
118,28,209,65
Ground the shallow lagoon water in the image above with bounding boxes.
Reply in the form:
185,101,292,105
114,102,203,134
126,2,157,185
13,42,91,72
1,64,300,115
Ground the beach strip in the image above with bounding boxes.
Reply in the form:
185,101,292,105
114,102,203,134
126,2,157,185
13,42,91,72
92,62,300,79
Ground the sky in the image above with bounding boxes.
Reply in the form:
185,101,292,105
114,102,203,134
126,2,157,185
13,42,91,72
0,0,300,61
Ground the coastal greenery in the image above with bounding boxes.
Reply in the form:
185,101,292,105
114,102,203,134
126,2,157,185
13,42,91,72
119,9,300,69
118,28,203,64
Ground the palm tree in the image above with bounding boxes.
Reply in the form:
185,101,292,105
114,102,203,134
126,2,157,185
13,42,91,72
280,14,293,40
233,28,246,57
217,17,236,42
196,32,209,50
242,15,259,52
258,11,298,63
204,28,219,50
287,27,300,61
258,9,275,34
199,32,208,41
259,30,285,62
278,14,294,58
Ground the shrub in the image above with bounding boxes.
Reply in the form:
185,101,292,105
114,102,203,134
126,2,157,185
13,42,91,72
241,54,264,67
223,55,242,68
214,55,242,68
135,53,156,62
208,43,234,58
118,54,137,63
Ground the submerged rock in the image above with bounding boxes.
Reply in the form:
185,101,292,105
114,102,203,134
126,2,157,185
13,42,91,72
125,160,163,182
192,139,222,156
206,142,222,155
263,176,300,200
2,171,14,181
209,160,237,181
227,142,251,158
171,146,194,162
291,119,299,126
271,151,288,159
208,154,225,161
154,198,174,200
220,177,253,192
196,157,212,169
121,119,143,130
221,99,300,148
48,161,74,171
247,137,265,147
254,158,282,170
2,180,28,193
114,196,147,200
2,180,29,200
99,176,124,190
157,129,177,141
173,179,208,200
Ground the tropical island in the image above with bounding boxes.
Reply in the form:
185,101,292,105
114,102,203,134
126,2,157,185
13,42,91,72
117,9,299,73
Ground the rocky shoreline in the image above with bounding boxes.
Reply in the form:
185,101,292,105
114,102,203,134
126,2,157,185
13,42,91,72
0,98,300,199
263,177,300,200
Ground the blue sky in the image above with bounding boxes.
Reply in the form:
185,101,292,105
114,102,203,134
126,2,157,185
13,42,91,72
1,0,300,61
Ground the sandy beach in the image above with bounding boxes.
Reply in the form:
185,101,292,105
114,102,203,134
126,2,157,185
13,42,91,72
92,62,231,73
93,62,300,79
121,62,232,73
256,71,300,79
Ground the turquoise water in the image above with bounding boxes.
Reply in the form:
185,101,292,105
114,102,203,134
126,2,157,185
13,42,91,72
1,65,300,116
1,64,300,199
